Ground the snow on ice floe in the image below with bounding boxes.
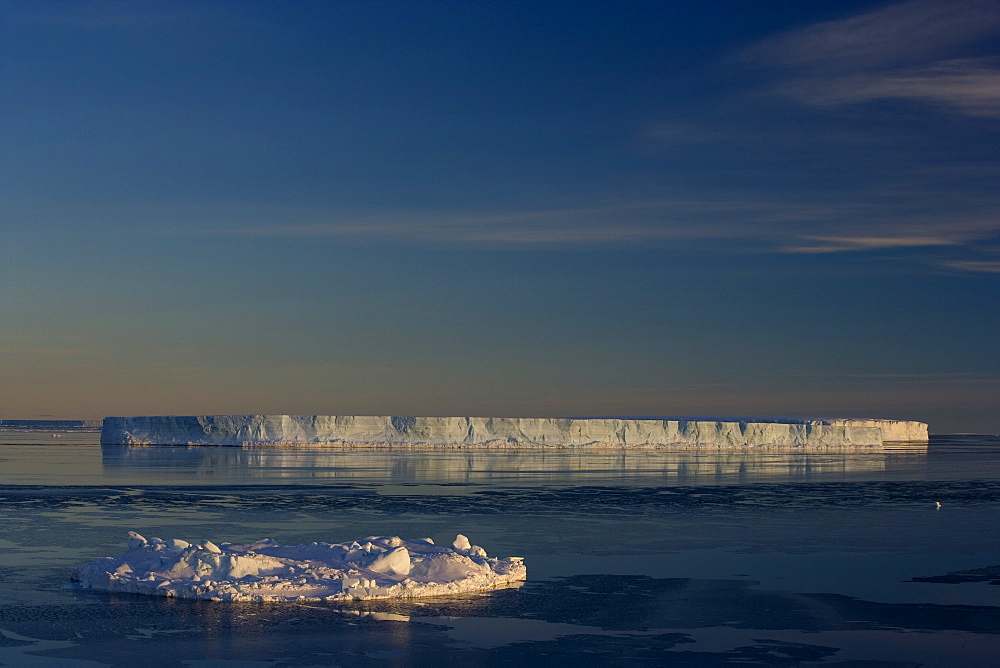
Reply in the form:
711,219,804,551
72,532,526,602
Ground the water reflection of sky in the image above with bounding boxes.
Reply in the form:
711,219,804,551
0,433,997,665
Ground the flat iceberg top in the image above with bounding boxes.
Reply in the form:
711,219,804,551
101,415,929,448
72,532,526,602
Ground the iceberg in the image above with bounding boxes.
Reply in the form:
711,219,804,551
100,415,928,448
72,532,525,602
0,419,102,432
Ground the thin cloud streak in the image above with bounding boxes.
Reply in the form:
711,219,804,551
782,235,961,253
741,0,1000,117
777,58,1000,117
192,197,1000,273
741,0,999,69
213,199,847,246
939,259,1000,273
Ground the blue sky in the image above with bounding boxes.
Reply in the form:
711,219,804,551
2,0,998,432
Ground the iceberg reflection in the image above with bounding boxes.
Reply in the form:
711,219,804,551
100,444,929,486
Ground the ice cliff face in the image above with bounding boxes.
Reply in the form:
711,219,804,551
101,415,928,448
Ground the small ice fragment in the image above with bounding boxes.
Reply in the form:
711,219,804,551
200,540,222,554
127,532,147,549
453,534,471,551
167,539,190,550
469,545,487,558
369,547,411,576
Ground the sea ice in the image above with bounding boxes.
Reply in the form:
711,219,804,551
72,531,526,602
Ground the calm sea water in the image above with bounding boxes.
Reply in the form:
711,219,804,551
0,432,997,666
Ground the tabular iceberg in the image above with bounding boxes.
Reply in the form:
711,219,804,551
72,532,525,602
101,415,928,448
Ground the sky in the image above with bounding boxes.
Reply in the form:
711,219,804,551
1,0,998,433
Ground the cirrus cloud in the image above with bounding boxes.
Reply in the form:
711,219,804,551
741,0,1000,116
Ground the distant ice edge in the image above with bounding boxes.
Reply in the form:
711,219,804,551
73,532,526,602
101,415,929,448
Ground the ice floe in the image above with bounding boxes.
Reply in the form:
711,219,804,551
72,532,525,602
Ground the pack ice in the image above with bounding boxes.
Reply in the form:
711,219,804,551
72,532,526,602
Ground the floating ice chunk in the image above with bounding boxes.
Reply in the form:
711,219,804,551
369,547,411,576
199,540,222,554
72,532,526,602
343,577,376,589
451,535,486,557
411,552,489,582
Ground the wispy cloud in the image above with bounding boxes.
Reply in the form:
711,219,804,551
636,1,999,273
776,57,1000,117
939,259,1000,273
741,0,1000,69
187,195,1000,273
779,219,1000,272
211,199,845,247
782,235,961,253
741,0,1000,116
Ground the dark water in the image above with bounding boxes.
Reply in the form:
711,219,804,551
0,433,997,666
